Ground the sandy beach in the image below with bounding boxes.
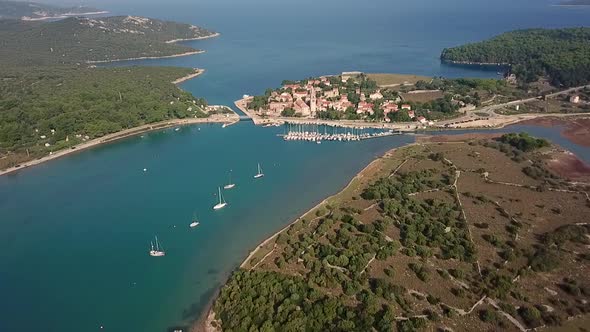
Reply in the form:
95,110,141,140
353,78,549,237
0,114,239,177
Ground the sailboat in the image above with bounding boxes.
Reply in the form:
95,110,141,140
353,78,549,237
149,236,165,257
254,163,264,179
189,213,200,228
213,187,228,210
223,170,236,190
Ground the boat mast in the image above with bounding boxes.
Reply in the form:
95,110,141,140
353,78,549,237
218,187,225,204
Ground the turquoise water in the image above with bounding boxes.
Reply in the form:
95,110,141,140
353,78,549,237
1,1,590,331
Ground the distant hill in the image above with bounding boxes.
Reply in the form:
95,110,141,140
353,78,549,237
0,0,105,20
0,16,218,65
441,28,590,87
559,0,590,5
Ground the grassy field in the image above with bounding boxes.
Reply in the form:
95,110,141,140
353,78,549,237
367,73,431,86
400,90,444,102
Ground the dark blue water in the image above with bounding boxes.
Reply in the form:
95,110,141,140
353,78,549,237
1,1,589,331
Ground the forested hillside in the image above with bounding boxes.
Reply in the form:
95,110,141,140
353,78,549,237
0,66,208,168
441,28,590,87
0,0,101,20
0,16,217,65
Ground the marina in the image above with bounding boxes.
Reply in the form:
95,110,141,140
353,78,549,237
281,122,399,143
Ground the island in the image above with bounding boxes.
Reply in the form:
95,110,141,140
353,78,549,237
0,15,232,174
206,132,590,331
0,0,107,20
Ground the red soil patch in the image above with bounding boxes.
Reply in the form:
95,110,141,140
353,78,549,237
520,117,590,147
547,152,590,181
418,133,502,143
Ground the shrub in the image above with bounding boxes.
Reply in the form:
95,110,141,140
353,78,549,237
479,309,497,323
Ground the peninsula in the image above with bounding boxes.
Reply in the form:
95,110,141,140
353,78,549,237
236,72,590,131
235,28,590,132
0,15,218,65
0,15,228,173
207,133,590,331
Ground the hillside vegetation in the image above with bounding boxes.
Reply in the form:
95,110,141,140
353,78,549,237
0,0,101,20
214,138,590,332
0,16,216,65
441,28,590,87
0,66,208,168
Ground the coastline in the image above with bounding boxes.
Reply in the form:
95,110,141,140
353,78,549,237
172,68,205,84
84,31,221,64
21,11,109,21
0,114,238,178
235,96,590,132
166,32,221,44
86,50,205,64
196,143,416,332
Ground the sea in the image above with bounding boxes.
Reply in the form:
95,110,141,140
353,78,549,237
1,0,589,331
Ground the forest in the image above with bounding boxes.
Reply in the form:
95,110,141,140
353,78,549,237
0,66,208,167
441,28,590,87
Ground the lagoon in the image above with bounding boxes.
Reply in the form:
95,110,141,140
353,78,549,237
1,0,589,331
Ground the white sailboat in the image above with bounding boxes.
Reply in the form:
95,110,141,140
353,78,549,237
149,236,165,257
189,213,200,228
213,187,228,210
223,170,236,190
254,163,264,179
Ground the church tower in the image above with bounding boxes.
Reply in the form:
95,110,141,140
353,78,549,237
310,86,317,117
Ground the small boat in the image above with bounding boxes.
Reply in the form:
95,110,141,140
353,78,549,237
223,170,236,190
316,141,322,144
149,236,165,257
222,123,227,128
190,213,200,228
254,163,264,179
175,127,180,132
213,187,228,210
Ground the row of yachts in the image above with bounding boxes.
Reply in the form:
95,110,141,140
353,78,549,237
283,130,396,143
149,163,265,257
